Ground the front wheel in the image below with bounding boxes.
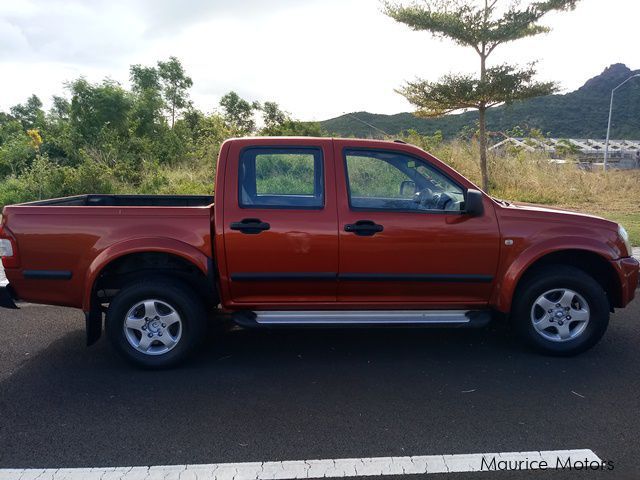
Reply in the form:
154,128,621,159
513,266,609,356
106,279,207,368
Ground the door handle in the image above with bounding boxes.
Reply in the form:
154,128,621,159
230,218,271,234
344,220,384,236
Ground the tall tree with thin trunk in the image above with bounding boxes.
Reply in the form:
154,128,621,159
384,0,579,192
157,57,193,129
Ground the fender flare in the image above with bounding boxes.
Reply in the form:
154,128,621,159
494,237,617,313
82,237,211,313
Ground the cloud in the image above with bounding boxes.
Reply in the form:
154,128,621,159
135,0,312,36
1,0,639,120
0,0,143,65
0,0,333,65
0,18,30,59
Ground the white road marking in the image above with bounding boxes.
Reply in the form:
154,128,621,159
0,450,602,479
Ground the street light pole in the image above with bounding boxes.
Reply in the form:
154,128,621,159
604,74,640,171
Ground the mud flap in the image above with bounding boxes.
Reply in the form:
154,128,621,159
85,305,103,346
0,285,18,309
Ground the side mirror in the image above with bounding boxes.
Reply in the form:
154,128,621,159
400,180,416,197
465,189,484,216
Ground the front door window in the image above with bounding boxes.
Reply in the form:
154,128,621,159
345,149,464,212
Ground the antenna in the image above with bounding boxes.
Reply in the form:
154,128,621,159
343,112,389,137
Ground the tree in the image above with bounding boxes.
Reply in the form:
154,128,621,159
262,102,288,131
219,91,260,135
50,96,71,121
130,64,161,93
383,0,580,192
67,78,132,146
130,64,165,137
259,101,327,137
157,57,193,128
10,95,45,130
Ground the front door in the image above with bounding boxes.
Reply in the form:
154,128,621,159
223,139,338,306
334,141,500,308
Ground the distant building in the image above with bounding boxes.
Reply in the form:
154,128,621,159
490,137,640,169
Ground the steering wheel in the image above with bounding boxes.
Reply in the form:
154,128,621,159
413,187,434,208
414,188,453,210
434,191,454,210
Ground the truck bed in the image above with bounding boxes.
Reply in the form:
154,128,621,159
19,194,214,207
1,194,215,309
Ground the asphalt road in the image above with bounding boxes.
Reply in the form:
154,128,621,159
1,292,639,479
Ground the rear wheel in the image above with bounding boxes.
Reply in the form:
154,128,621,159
513,266,609,356
106,279,207,368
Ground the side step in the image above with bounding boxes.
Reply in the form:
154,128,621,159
233,310,492,328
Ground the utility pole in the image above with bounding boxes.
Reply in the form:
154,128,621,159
604,74,640,171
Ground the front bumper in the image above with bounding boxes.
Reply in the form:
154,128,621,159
0,284,18,309
612,256,639,307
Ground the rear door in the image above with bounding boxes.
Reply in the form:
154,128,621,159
222,139,338,306
334,140,500,308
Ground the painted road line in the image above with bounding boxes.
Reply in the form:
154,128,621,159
0,449,603,479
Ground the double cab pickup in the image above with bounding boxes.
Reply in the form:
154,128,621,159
1,137,638,367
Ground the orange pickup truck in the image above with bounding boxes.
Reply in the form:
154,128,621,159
0,137,637,368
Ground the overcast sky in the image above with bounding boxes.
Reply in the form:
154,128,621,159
1,0,638,121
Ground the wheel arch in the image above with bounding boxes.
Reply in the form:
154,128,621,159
83,239,217,345
496,247,621,313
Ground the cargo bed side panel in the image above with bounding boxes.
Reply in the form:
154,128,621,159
3,205,213,309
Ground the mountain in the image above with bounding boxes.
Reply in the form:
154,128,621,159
320,64,640,139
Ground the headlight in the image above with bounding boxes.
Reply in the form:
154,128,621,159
618,225,632,257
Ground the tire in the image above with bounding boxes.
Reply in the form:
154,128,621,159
512,266,609,356
105,278,207,368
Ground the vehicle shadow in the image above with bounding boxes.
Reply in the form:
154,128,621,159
0,316,637,470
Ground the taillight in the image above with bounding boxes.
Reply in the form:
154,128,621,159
0,226,19,269
0,239,13,257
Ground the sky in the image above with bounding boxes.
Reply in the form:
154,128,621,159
0,0,639,121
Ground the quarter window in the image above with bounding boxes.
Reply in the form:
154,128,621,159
239,148,324,208
345,150,464,212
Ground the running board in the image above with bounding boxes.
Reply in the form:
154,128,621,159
233,310,491,328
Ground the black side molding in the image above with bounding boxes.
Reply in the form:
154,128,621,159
231,272,337,281
339,273,493,283
230,272,493,283
23,270,72,280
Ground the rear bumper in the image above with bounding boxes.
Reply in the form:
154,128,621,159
0,284,18,309
612,257,639,307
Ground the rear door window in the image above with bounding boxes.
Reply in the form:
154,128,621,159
239,147,324,209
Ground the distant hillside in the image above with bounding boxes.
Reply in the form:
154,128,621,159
321,64,640,139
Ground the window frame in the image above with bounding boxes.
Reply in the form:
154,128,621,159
342,147,468,215
238,146,325,210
